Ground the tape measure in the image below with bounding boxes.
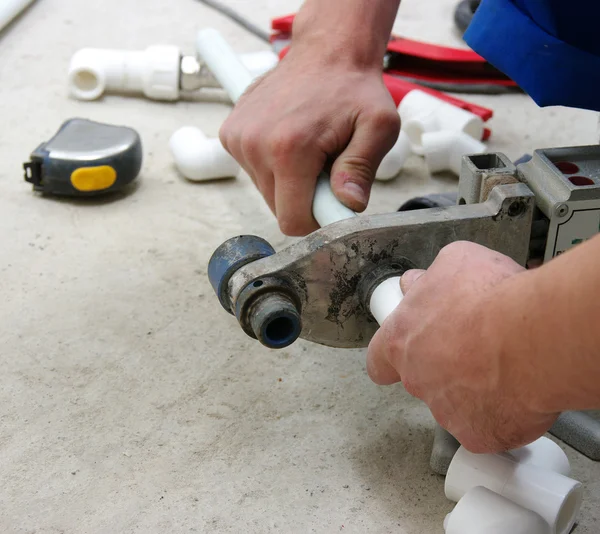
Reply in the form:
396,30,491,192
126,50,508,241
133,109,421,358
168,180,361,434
23,118,143,196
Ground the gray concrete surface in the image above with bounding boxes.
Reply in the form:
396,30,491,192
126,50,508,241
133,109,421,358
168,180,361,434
1,0,599,532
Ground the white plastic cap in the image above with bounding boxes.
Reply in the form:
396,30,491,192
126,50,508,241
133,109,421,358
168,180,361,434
169,126,240,182
422,130,487,176
444,487,550,534
399,90,484,152
375,130,412,181
68,45,181,101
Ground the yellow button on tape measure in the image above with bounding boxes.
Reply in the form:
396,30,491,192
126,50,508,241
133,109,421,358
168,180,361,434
70,165,117,192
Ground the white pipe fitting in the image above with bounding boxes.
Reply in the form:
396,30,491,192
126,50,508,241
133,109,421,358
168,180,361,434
446,446,583,534
422,130,487,176
444,486,550,534
169,126,240,182
399,90,484,154
375,131,412,181
0,0,34,33
68,45,182,101
506,437,571,477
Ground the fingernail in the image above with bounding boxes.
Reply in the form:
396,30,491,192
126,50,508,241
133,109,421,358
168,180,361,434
342,181,368,206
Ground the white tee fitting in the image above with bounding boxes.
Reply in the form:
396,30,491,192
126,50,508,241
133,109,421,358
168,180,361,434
376,131,412,181
169,126,240,182
422,130,487,176
506,437,571,477
0,0,34,33
444,486,550,534
399,90,484,153
239,50,279,79
446,446,583,534
68,45,182,101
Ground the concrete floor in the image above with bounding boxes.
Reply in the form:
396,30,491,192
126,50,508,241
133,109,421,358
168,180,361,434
1,0,600,532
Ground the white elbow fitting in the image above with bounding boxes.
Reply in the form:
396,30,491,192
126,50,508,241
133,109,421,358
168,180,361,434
445,446,583,534
444,486,550,534
169,126,240,182
422,130,487,176
399,90,484,153
376,130,412,181
68,45,181,101
506,437,571,477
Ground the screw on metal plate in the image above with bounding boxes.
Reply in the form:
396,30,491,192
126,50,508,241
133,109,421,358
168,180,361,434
556,204,569,218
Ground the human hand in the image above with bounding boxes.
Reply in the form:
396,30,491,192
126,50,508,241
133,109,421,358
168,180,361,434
219,46,400,236
367,241,559,453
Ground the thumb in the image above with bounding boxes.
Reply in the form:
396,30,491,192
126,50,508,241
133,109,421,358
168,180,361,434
330,117,399,213
400,269,426,295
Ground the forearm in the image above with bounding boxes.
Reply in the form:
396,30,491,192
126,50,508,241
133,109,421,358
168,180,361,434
290,0,401,68
493,234,600,414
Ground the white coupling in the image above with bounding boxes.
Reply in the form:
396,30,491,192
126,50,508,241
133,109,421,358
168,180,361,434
399,90,485,154
169,126,240,182
422,130,487,176
445,444,583,534
375,131,412,181
444,486,550,534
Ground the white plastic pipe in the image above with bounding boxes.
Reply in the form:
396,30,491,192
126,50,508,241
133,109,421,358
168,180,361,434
239,50,279,79
68,46,182,101
444,486,550,534
312,174,357,227
369,276,403,325
446,446,583,534
506,437,571,477
0,0,34,33
422,130,487,176
196,28,254,103
375,130,412,181
169,126,240,181
399,90,484,153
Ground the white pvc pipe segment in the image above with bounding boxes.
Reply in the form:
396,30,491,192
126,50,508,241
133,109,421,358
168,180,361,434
446,446,583,534
444,486,550,534
0,0,35,33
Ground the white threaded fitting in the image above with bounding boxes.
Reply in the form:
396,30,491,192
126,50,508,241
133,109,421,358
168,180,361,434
375,130,412,181
68,45,181,101
169,126,240,182
399,90,484,153
422,130,487,176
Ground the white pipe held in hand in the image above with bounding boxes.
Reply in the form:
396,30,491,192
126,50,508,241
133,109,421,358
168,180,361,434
399,90,484,153
196,28,254,104
369,276,403,325
169,126,240,181
446,446,583,534
68,46,181,101
444,486,550,534
422,130,487,176
375,130,412,181
0,0,34,33
505,436,571,477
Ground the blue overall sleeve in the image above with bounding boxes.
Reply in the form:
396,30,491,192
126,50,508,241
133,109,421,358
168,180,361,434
464,0,600,112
